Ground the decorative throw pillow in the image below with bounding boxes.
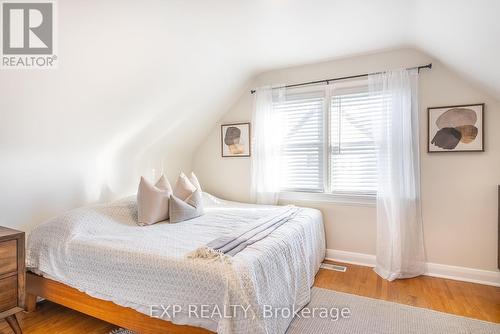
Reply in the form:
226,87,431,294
154,174,171,191
169,189,205,223
173,172,196,200
188,172,202,192
137,175,172,225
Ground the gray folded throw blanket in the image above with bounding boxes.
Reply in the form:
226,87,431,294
188,205,300,260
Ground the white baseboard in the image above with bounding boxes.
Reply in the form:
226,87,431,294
325,249,500,287
326,249,377,267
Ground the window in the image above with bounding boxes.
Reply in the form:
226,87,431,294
275,90,325,193
277,79,381,197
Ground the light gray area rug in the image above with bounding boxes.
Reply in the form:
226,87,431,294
110,287,499,334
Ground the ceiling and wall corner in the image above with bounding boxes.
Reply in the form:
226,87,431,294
413,0,500,98
0,0,498,235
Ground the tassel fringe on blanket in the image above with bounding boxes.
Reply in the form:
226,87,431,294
187,246,232,264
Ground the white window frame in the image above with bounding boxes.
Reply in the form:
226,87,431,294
278,79,377,205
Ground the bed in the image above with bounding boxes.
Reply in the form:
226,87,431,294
26,193,326,334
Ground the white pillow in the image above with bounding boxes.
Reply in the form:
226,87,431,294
154,174,172,191
173,172,196,201
137,175,172,225
188,172,202,192
169,189,204,223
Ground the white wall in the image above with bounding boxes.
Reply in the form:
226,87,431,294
193,48,500,272
0,0,250,232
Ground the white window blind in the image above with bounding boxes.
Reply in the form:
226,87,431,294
275,79,382,197
330,89,382,195
275,91,325,192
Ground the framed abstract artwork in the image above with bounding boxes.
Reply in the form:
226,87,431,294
428,103,484,153
221,122,251,157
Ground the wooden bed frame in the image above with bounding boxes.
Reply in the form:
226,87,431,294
26,272,213,334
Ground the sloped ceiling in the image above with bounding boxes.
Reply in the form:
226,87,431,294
1,0,498,230
414,0,500,98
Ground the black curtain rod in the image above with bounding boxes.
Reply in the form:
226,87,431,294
250,63,432,94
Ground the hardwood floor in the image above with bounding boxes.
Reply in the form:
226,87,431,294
1,261,499,334
316,261,500,323
0,301,117,334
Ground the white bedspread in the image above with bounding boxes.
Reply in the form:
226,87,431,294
27,193,325,334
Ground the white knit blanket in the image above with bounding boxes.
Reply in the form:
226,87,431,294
27,194,325,334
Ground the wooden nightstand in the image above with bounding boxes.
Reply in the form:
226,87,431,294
0,227,25,334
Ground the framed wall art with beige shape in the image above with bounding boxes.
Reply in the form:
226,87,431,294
428,103,484,153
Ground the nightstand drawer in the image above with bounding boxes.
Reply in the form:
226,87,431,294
0,276,18,312
0,240,17,276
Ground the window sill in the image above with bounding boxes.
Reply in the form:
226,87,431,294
279,191,376,206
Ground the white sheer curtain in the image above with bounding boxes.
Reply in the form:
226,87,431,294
251,86,285,205
369,69,425,281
